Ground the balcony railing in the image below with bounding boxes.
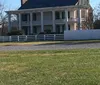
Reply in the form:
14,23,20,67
11,18,86,27
22,21,30,26
33,21,41,25
68,18,86,22
55,19,65,24
68,18,78,22
43,20,52,25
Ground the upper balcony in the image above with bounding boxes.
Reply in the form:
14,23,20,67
11,18,86,27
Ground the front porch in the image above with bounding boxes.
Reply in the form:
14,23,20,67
21,24,66,35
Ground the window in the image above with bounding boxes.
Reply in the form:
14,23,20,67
33,26,37,34
87,0,89,3
62,24,65,32
33,13,37,21
86,0,89,5
22,14,27,21
68,11,70,19
55,12,60,19
62,11,65,19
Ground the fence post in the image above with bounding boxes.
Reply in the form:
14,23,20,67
25,36,27,41
35,35,37,41
44,35,46,41
18,36,19,42
54,34,56,41
9,36,12,42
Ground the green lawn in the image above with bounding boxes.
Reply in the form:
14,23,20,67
0,49,100,85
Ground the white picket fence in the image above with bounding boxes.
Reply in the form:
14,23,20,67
0,34,64,42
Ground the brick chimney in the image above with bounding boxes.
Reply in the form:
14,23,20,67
21,0,27,5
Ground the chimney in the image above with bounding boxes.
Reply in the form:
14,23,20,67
21,0,27,5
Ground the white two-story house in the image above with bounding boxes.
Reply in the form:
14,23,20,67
6,0,92,35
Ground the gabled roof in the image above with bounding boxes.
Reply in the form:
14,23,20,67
19,0,78,10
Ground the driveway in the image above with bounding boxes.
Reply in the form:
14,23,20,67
0,42,100,51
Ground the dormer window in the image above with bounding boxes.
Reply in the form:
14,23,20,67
79,0,89,5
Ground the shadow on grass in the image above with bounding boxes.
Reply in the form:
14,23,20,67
34,40,100,46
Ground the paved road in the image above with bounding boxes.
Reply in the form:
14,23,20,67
0,43,100,51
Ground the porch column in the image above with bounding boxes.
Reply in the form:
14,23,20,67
52,11,55,32
41,11,44,32
18,13,21,30
74,10,77,30
78,8,82,30
74,10,77,19
65,10,68,30
30,13,33,34
74,23,77,30
8,13,11,32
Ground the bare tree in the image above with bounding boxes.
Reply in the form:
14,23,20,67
82,3,100,29
93,3,100,29
94,3,100,20
0,2,8,35
82,8,94,29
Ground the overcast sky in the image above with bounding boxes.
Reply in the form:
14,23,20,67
1,0,100,10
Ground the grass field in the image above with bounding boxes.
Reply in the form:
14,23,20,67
0,40,100,46
0,49,100,85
